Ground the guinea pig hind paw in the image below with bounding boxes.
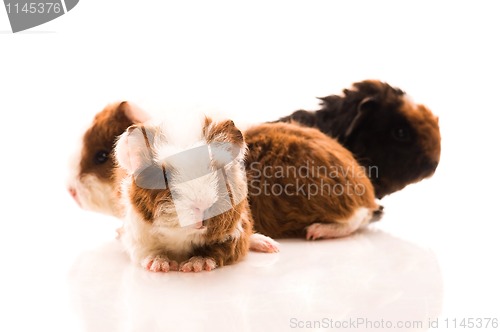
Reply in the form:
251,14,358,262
249,233,280,253
306,224,323,240
141,255,177,272
306,222,354,240
180,257,217,273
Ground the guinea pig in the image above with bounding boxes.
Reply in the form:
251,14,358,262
67,101,149,217
114,117,253,272
245,122,381,239
277,80,441,198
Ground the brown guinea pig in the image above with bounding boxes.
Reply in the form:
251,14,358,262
245,122,381,239
115,117,253,272
67,101,149,217
277,80,441,198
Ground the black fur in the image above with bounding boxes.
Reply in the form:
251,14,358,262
277,80,440,198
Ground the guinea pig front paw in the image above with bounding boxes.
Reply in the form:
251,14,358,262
141,255,178,272
115,227,124,239
179,256,217,273
249,233,280,253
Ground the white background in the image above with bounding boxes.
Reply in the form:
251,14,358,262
1,1,499,331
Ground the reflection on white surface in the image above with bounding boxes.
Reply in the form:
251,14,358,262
68,228,442,332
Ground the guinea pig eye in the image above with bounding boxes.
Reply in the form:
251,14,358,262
93,150,109,164
391,128,411,142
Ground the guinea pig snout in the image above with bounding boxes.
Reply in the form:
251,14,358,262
424,160,439,174
68,186,81,207
192,201,215,220
192,207,205,221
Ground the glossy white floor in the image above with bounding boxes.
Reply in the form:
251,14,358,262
1,2,499,331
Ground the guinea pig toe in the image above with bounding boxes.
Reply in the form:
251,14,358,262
115,227,124,239
370,206,385,223
169,260,179,271
180,257,217,273
142,255,173,273
249,233,280,253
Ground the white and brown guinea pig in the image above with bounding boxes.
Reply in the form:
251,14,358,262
67,101,148,217
278,80,441,199
115,117,253,272
245,122,381,239
68,102,279,256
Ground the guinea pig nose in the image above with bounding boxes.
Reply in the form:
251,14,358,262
425,160,439,173
193,207,204,219
68,187,81,206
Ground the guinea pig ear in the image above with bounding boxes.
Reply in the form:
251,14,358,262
117,101,150,123
344,97,379,138
318,95,342,109
204,118,244,146
115,124,156,174
204,118,245,163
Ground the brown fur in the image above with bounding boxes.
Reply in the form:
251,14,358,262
245,122,378,238
194,201,252,267
399,103,441,158
129,186,163,223
80,102,144,181
278,80,441,198
80,103,130,183
204,119,244,144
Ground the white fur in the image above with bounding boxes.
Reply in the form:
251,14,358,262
169,172,220,227
67,136,119,217
249,233,280,253
75,174,117,216
230,217,244,240
223,159,248,210
347,207,372,228
155,116,206,153
121,206,208,264
403,94,417,110
306,207,371,240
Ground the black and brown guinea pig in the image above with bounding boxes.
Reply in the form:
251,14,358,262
277,80,441,198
